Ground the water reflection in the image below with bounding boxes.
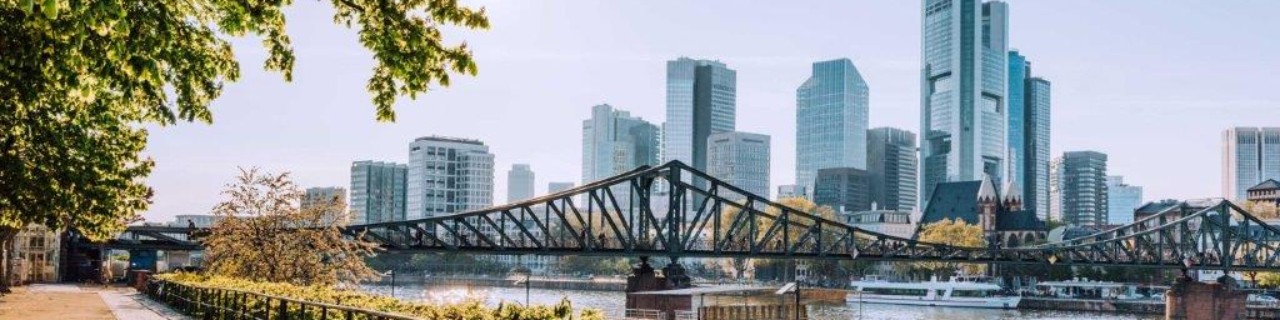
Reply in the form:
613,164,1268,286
363,284,1160,320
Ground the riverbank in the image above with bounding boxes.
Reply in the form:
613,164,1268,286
378,274,627,291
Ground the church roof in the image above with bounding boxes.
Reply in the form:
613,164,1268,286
1248,179,1280,192
977,175,999,202
1002,179,1020,202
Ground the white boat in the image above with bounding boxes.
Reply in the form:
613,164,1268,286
846,276,1021,309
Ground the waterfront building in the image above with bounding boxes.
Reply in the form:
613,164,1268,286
706,131,771,200
349,161,408,224
813,167,871,213
1223,127,1280,201
868,127,918,211
1105,176,1143,225
920,0,1010,207
1134,199,1180,222
1247,179,1280,205
582,104,661,183
548,182,575,194
776,185,808,200
796,58,869,190
1050,151,1109,227
507,164,535,203
663,58,736,174
917,175,1044,247
406,136,494,220
1007,50,1052,220
841,210,915,239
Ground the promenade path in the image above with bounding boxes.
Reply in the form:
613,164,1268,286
0,284,188,320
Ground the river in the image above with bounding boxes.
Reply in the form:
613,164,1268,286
362,284,1160,319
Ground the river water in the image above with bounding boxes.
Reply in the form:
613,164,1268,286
362,284,1159,319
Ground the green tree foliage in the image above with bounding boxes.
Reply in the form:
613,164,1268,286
202,168,381,286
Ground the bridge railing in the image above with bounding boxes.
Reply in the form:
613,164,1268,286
143,279,417,320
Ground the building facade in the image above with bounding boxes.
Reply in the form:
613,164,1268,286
920,0,1009,207
663,58,736,174
776,185,808,200
813,167,872,213
349,161,407,224
868,127,918,211
1105,176,1143,225
706,131,771,199
582,104,661,183
547,182,575,194
1007,50,1052,220
1223,127,1280,201
1050,151,1109,227
796,58,870,190
302,186,348,224
406,136,495,220
507,164,535,203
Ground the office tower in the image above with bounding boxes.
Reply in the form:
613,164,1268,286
663,57,737,173
868,127,919,211
548,182,575,194
582,104,661,183
507,164,535,203
302,186,348,224
777,185,808,200
1008,50,1052,221
1223,127,1280,201
920,0,1009,206
796,58,870,190
349,161,407,224
1050,151,1108,227
1106,176,1143,225
406,136,495,220
706,131,771,199
813,168,872,214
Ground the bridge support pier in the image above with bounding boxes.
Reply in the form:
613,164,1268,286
625,257,693,293
1166,275,1246,320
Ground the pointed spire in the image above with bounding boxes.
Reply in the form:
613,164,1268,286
1002,178,1021,203
977,174,999,203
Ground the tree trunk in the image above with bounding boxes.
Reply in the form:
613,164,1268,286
0,226,17,294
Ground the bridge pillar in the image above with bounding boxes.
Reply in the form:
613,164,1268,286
661,261,692,289
626,257,664,292
1166,275,1247,320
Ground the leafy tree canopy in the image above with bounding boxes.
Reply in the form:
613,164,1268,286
0,0,488,239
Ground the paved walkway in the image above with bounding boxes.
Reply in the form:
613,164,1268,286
0,284,188,320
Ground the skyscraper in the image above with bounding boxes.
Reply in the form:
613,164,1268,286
663,58,736,173
813,168,872,214
796,58,870,190
582,104,661,184
406,136,494,220
706,131,771,199
349,161,407,224
1223,127,1280,201
1050,151,1108,227
920,0,1009,206
1008,50,1052,220
548,182,575,194
507,164,535,203
868,127,919,211
1106,176,1143,225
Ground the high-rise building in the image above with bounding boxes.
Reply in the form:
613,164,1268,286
1007,50,1053,221
302,186,348,224
868,127,918,211
1050,151,1108,227
406,136,494,220
796,58,870,190
507,164,535,203
548,182,575,194
1223,127,1280,201
582,104,661,184
1106,176,1143,225
349,161,407,224
813,168,872,214
706,131,771,199
663,58,736,173
776,185,808,200
920,0,1009,207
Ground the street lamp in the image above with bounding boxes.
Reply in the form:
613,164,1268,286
513,265,532,306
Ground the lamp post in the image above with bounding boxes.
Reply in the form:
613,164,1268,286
513,265,531,306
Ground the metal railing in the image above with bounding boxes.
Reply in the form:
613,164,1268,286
144,279,419,320
623,309,666,320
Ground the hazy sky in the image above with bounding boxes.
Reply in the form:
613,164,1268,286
140,1,1280,223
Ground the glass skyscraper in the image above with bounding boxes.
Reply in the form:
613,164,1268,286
868,127,918,211
1106,176,1143,225
1008,50,1052,220
582,104,660,183
706,131,771,200
796,58,870,192
1223,127,1280,201
663,58,736,173
349,161,407,224
920,0,1009,207
506,164,535,203
1050,151,1108,227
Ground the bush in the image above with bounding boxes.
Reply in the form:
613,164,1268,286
156,273,604,320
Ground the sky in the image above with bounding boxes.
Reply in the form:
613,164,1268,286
140,1,1280,223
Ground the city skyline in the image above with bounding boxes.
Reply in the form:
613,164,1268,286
139,1,1280,223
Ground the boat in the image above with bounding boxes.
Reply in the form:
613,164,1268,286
846,276,1021,309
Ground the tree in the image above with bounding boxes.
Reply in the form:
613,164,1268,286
1,0,488,291
202,168,380,286
911,218,986,278
1241,201,1280,220
713,197,838,282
